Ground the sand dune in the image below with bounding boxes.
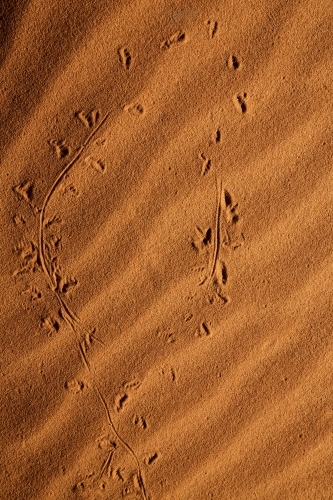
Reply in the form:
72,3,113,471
1,0,333,499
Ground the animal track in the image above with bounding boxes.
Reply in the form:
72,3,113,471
98,436,116,451
192,178,244,305
75,109,100,128
115,379,141,412
191,226,212,253
97,437,116,479
71,480,86,493
84,155,106,173
78,330,104,370
220,260,228,284
160,31,186,49
12,239,40,275
207,20,218,38
13,214,26,225
208,289,230,305
156,328,176,344
195,321,211,338
50,261,77,295
95,136,107,147
47,233,62,251
63,182,79,196
223,191,245,249
199,153,212,176
115,393,129,412
111,467,125,482
205,260,230,305
22,285,42,301
36,110,149,500
215,129,221,144
124,102,145,116
59,276,77,295
233,93,247,114
65,378,85,392
48,139,70,159
228,55,240,70
13,181,34,203
161,367,176,381
12,180,40,215
118,46,132,70
133,415,148,429
40,315,60,334
144,452,159,465
44,215,62,229
124,379,142,392
121,473,146,497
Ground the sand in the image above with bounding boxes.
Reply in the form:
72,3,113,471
1,0,333,499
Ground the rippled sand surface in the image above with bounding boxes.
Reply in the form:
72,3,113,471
1,1,333,499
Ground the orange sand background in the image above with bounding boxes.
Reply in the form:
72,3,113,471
1,1,333,499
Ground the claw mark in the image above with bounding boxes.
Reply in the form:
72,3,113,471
228,54,240,70
207,20,218,38
22,286,42,301
13,180,33,203
124,379,141,391
84,155,106,173
191,227,212,253
156,328,176,344
65,378,84,392
195,322,211,337
75,109,100,128
13,214,26,225
63,183,79,196
234,93,247,114
199,153,211,176
40,315,60,334
112,467,125,482
118,46,132,70
124,102,145,116
44,215,62,228
133,415,147,429
12,239,40,275
161,367,176,381
115,393,129,412
144,452,159,465
48,139,70,159
160,31,186,49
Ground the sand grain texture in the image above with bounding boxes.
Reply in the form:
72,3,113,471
1,0,333,499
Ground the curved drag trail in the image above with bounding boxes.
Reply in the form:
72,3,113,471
1,0,333,499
